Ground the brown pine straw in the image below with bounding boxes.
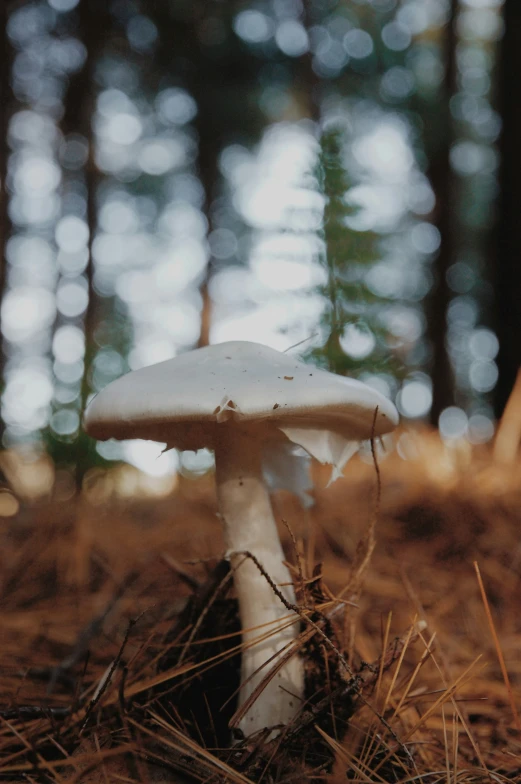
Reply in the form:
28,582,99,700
474,560,521,731
357,611,393,768
3,423,521,781
132,713,256,784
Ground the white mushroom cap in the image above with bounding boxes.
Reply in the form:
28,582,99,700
84,340,398,474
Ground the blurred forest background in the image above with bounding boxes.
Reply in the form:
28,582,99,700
0,0,516,495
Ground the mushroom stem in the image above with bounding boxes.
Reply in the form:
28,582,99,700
214,429,304,736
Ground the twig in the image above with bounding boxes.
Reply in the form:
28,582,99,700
234,549,354,678
232,550,417,766
79,618,135,735
280,516,308,608
118,665,128,715
177,564,234,666
48,574,135,694
0,706,71,721
337,406,381,604
283,332,319,353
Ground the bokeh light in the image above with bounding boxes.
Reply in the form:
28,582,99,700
0,0,506,470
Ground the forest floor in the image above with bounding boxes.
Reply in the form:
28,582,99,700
1,428,521,783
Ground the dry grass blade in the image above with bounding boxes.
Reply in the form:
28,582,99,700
400,655,485,743
419,640,490,778
474,560,521,731
0,744,135,778
177,564,234,666
370,655,485,779
357,611,393,768
135,712,256,784
390,631,437,720
337,410,381,606
234,549,355,678
227,624,313,729
452,710,459,784
315,725,387,783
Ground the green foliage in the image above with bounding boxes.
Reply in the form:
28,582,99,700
310,128,393,378
45,299,133,475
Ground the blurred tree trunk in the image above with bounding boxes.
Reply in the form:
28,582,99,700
195,118,219,349
493,0,521,417
424,0,458,425
59,1,105,489
146,3,267,350
300,0,321,124
195,1,322,349
0,2,12,443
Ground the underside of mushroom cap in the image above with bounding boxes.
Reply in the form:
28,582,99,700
84,340,399,448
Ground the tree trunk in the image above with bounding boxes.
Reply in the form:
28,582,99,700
193,72,221,349
194,126,219,349
424,0,458,425
0,2,12,443
59,1,104,489
493,0,521,417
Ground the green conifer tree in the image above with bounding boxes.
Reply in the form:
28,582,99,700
310,128,392,378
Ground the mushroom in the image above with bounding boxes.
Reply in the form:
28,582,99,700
83,340,398,736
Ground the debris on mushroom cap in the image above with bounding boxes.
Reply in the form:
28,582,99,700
84,340,399,486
